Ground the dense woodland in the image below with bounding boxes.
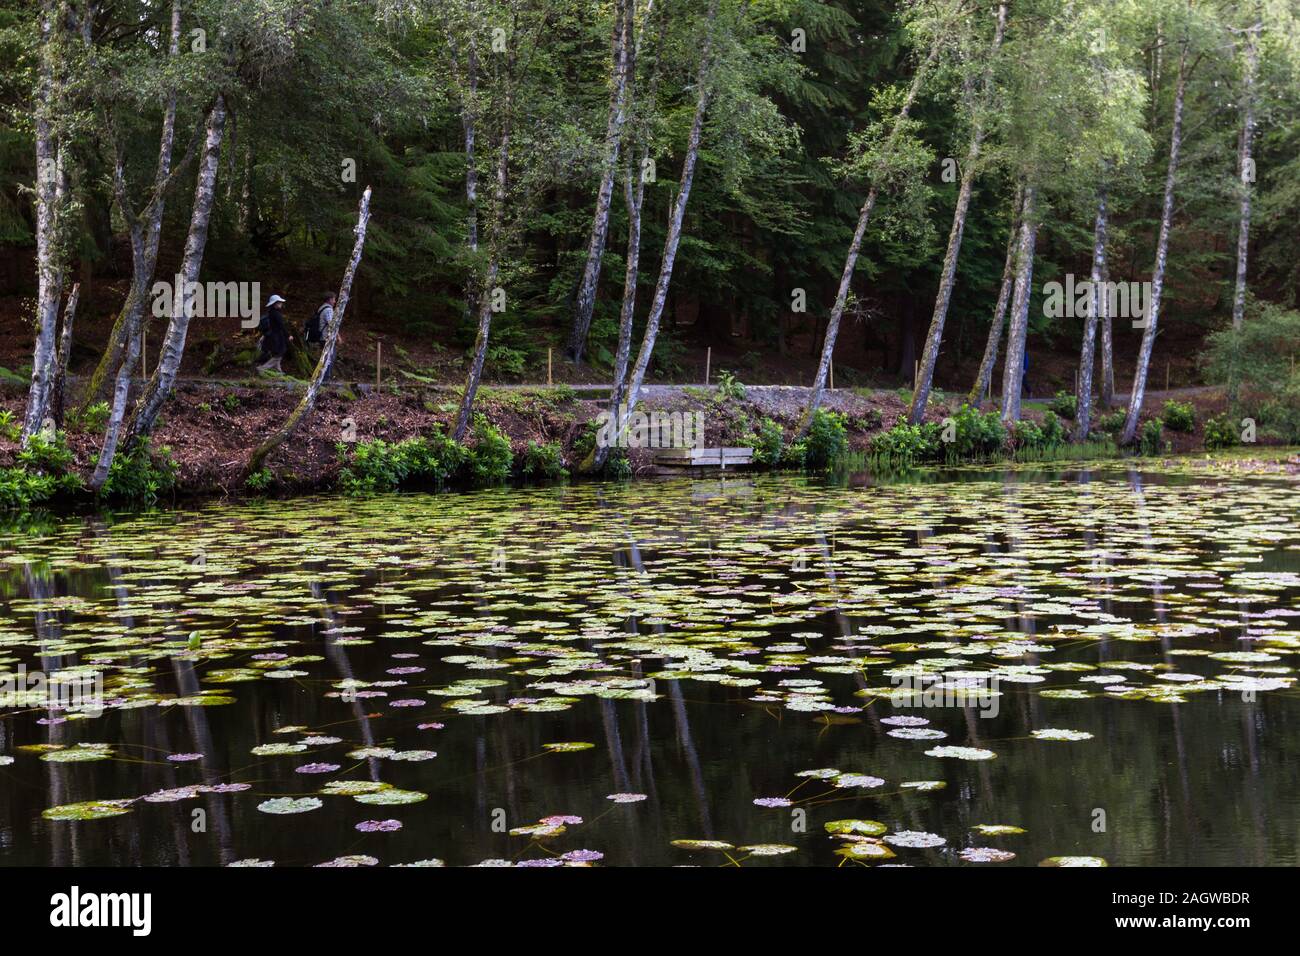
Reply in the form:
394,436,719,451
0,0,1298,496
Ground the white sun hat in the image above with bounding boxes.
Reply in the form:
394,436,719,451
267,294,286,306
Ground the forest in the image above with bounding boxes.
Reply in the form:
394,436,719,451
0,0,1296,502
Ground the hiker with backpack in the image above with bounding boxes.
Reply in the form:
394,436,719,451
256,294,292,373
304,292,337,362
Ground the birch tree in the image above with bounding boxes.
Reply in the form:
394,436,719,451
123,94,228,447
601,0,720,451
968,187,1022,405
21,0,74,445
565,0,635,362
1122,18,1193,446
907,0,1008,424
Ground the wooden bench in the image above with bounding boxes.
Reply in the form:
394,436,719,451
654,447,754,470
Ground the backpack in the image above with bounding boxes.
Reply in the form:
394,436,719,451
305,305,327,343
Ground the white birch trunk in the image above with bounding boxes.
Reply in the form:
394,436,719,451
999,185,1038,425
1121,47,1187,446
907,0,1007,424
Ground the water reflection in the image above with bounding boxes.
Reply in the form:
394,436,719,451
0,467,1297,866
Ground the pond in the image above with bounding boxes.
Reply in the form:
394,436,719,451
1,466,1297,867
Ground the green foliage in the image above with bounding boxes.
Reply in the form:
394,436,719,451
1049,390,1078,420
743,417,785,467
0,430,82,511
1095,409,1127,439
336,429,467,494
0,410,18,441
1161,400,1195,432
520,441,566,481
1138,419,1165,457
466,417,512,487
245,468,274,493
68,401,110,433
1204,304,1300,443
101,441,177,504
221,394,241,413
1203,413,1238,451
803,408,849,471
947,404,1006,460
869,420,942,465
715,370,746,401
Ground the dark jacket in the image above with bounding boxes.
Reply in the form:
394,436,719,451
260,306,289,357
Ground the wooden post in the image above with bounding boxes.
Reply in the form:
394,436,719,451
376,341,382,393
547,347,552,386
704,346,711,385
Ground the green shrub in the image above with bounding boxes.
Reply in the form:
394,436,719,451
1095,409,1127,438
521,441,566,481
1204,302,1300,443
467,416,512,486
715,370,745,401
1011,418,1044,449
245,468,273,493
1049,390,1078,420
870,420,942,465
221,393,240,412
70,401,110,433
1161,399,1195,432
1203,413,1238,451
947,404,1005,459
1138,418,1165,456
101,441,177,504
17,432,76,474
1040,410,1067,446
804,408,849,470
337,429,467,494
0,410,19,441
743,417,784,467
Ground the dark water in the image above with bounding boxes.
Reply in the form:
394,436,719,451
0,467,1297,867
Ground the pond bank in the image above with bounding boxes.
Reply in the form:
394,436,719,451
0,379,1292,510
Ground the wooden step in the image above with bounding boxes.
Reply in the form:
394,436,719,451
654,447,754,468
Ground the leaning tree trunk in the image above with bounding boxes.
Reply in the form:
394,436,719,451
1074,188,1108,441
999,185,1038,425
78,0,184,414
125,94,227,446
50,281,79,427
969,190,1023,405
907,0,1007,424
461,41,479,321
591,148,649,471
1100,258,1115,408
605,0,719,449
566,0,634,362
452,102,512,441
22,0,69,445
246,187,372,475
1231,14,1259,333
1121,47,1187,446
795,40,941,439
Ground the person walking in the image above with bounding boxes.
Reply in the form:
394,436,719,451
303,292,335,363
256,294,291,373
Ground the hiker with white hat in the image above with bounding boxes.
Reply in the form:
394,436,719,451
256,294,292,372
